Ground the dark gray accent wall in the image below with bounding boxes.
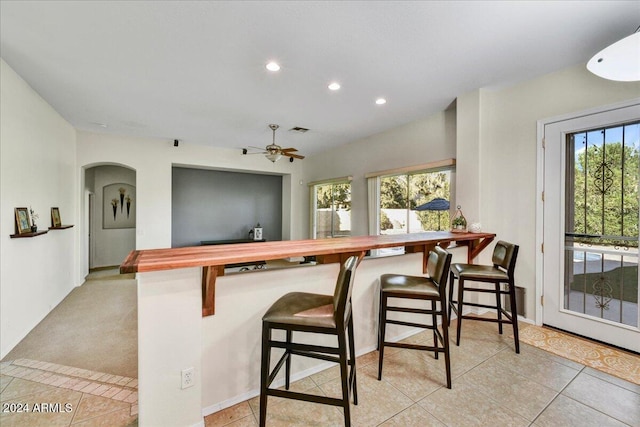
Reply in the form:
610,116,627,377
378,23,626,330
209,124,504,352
172,167,282,247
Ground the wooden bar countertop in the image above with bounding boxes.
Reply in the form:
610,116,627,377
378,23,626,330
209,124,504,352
121,231,495,274
120,231,495,316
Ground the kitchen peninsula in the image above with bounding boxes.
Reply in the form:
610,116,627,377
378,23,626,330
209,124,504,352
122,232,495,426
121,231,495,316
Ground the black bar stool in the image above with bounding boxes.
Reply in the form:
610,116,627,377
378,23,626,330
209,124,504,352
448,240,520,353
259,255,361,427
377,246,453,388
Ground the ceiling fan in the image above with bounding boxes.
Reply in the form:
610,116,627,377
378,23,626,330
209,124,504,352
242,124,305,163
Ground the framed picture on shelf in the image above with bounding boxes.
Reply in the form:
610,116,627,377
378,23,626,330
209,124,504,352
51,207,62,227
15,207,31,234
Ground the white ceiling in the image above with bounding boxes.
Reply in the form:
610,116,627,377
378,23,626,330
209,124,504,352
1,1,638,156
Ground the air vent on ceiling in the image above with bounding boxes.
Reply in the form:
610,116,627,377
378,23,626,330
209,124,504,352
289,127,309,133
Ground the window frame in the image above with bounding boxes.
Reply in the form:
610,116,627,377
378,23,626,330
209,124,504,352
367,158,456,239
309,176,353,239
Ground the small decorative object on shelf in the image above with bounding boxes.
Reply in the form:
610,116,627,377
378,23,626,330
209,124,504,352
51,207,62,227
49,207,74,230
469,222,482,233
253,223,263,241
450,205,467,233
29,206,39,232
14,207,31,234
11,207,49,238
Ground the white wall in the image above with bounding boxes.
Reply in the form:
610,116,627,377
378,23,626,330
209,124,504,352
76,131,307,253
455,91,481,226
304,108,457,237
0,59,78,358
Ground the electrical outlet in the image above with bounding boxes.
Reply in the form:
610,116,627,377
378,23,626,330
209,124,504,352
181,367,194,389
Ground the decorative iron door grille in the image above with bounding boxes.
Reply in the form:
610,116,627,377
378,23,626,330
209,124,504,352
564,121,640,327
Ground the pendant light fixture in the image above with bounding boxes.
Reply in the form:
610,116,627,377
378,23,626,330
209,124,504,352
587,26,640,82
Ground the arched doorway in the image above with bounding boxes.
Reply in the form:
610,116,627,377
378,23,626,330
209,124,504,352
83,164,137,273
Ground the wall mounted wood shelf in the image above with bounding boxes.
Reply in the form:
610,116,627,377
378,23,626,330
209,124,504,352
49,225,74,230
10,230,49,238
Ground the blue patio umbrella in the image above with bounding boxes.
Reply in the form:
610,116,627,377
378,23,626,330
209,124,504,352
415,198,450,230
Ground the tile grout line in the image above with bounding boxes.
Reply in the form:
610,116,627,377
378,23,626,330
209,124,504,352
536,365,636,426
528,365,586,425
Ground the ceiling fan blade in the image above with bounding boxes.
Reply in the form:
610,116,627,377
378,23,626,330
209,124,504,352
283,152,305,159
249,145,267,151
280,147,298,152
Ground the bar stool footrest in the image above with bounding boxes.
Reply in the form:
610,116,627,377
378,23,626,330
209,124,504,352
460,314,514,324
383,341,446,352
386,318,439,330
267,389,347,407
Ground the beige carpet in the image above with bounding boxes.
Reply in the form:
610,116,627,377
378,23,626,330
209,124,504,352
1,270,137,378
519,324,640,385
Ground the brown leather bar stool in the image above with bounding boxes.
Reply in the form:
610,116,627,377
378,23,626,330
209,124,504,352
259,255,361,427
448,240,520,353
378,246,453,388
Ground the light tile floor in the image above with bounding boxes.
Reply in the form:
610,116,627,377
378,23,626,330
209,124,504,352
2,320,639,426
206,320,640,427
0,359,137,426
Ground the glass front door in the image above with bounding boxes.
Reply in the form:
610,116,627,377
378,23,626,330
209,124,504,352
564,122,639,328
542,102,640,353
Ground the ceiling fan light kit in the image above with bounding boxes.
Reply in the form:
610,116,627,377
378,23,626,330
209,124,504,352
243,124,305,163
265,152,282,163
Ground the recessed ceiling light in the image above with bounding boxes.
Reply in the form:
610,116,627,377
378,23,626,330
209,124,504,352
328,82,341,91
266,61,280,72
375,98,387,105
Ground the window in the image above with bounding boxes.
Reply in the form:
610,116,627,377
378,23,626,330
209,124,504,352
379,170,451,234
365,160,454,256
310,178,351,239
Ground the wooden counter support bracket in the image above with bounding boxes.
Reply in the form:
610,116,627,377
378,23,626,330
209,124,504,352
467,236,494,263
202,266,218,316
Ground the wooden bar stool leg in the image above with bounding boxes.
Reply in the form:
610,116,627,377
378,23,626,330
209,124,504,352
509,280,520,353
285,330,292,389
377,294,387,380
448,272,455,321
431,300,439,359
440,293,452,389
338,329,351,427
347,315,358,405
456,278,465,346
495,283,503,335
259,326,271,427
